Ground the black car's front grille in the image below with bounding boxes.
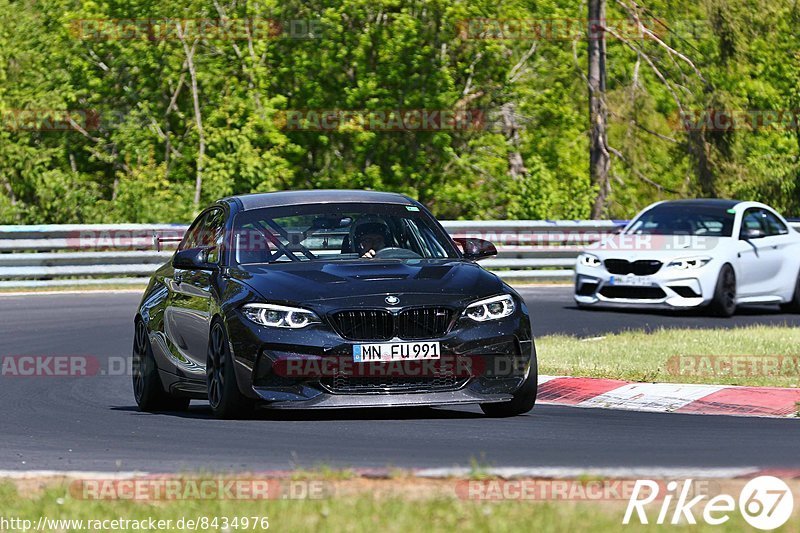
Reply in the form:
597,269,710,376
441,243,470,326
330,308,453,341
600,286,667,300
330,310,394,341
397,308,453,340
604,259,663,276
321,367,467,394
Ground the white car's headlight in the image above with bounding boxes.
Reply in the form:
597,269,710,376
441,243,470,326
464,294,516,322
666,257,712,270
578,253,602,268
242,303,320,328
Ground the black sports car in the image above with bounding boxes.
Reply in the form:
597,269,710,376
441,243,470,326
133,190,537,418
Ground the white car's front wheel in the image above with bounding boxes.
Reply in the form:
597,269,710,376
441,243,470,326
709,264,737,317
780,271,800,313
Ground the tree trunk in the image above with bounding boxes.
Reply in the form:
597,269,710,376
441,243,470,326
501,102,527,180
588,0,610,218
179,30,205,212
1,176,15,206
687,129,717,197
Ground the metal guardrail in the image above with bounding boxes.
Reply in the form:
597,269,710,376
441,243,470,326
1,220,798,288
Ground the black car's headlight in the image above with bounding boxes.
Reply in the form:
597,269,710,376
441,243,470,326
464,294,516,322
242,303,321,328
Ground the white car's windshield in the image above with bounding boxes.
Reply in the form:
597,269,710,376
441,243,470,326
626,205,735,237
233,203,457,264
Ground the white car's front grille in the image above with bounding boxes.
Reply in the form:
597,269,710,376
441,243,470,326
604,259,663,276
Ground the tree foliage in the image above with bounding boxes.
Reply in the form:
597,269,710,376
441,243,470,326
0,0,798,223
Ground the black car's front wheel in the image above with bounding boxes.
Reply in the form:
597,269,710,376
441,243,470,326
132,320,190,412
207,321,254,419
480,351,538,418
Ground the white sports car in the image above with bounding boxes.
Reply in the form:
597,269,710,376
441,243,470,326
574,199,800,316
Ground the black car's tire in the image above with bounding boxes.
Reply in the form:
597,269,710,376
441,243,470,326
207,321,254,419
779,271,800,313
709,264,737,318
480,350,538,418
132,320,190,412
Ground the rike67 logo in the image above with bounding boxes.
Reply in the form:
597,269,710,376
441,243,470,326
624,476,794,530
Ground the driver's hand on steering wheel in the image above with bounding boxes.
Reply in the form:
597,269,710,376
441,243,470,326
357,233,384,258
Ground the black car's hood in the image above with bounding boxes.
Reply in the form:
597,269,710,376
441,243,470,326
229,259,505,306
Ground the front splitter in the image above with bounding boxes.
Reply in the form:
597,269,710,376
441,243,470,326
255,388,512,409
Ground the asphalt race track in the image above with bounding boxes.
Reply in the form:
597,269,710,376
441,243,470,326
518,286,800,337
1,288,798,473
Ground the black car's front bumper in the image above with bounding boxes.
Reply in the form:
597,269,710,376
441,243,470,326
225,305,534,408
253,389,515,409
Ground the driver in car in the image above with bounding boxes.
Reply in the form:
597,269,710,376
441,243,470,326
352,218,392,258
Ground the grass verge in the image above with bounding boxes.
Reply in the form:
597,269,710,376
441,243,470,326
0,284,146,294
538,325,800,387
0,478,776,533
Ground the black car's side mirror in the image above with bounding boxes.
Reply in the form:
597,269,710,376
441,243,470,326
173,247,219,271
453,237,497,261
740,228,766,241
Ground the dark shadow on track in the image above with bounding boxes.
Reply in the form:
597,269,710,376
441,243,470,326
111,404,487,421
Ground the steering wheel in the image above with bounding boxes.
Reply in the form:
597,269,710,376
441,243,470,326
373,247,422,259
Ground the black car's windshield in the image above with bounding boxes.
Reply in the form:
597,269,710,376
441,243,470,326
233,203,457,264
626,204,735,237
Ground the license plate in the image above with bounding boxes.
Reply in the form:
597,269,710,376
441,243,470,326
353,341,440,363
609,275,654,287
